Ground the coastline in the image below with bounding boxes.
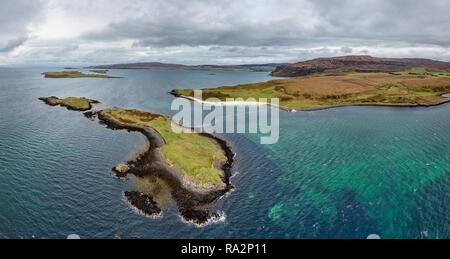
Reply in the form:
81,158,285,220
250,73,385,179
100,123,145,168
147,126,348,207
170,90,450,113
45,100,236,225
295,92,450,112
169,90,296,112
94,110,235,224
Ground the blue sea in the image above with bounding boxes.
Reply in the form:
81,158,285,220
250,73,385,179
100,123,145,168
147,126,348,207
0,68,448,239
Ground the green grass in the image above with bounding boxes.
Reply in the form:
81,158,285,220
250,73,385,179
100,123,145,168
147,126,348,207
389,67,450,77
44,71,119,78
101,109,227,185
378,83,404,91
44,97,95,110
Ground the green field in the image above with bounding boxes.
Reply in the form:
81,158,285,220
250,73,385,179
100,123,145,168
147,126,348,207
389,67,450,77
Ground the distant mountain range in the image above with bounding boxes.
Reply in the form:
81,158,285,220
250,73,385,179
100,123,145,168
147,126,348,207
88,56,450,77
88,62,285,72
270,56,450,77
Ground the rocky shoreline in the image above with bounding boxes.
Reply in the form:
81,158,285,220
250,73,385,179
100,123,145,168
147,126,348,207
93,110,235,224
47,101,236,225
124,191,162,215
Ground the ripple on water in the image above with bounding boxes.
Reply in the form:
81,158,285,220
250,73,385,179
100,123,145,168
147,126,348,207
0,69,449,238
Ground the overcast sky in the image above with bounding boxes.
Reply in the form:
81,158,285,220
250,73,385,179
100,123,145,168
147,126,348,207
1,0,450,66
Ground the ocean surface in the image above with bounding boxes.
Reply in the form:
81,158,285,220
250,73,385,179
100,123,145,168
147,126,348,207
0,68,448,239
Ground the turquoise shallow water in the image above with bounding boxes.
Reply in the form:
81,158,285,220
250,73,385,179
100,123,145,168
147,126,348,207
0,68,448,238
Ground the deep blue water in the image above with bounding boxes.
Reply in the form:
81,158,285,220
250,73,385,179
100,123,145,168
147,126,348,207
0,68,448,239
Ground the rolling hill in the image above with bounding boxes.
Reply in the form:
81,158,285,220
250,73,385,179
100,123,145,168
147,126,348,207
271,56,450,77
88,62,284,72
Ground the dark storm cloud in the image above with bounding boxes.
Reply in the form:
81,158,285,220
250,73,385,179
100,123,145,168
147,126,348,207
85,9,309,47
0,0,45,52
2,0,450,65
82,0,450,48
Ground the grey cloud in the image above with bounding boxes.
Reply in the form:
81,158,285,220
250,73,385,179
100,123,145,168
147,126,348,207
2,0,450,65
0,0,45,52
88,19,308,48
340,47,353,54
0,37,28,52
309,0,450,46
82,0,450,49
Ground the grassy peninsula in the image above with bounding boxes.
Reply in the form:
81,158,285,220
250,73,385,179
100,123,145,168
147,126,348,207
39,99,228,186
43,71,119,78
39,96,99,111
40,97,234,224
101,109,227,185
174,69,450,110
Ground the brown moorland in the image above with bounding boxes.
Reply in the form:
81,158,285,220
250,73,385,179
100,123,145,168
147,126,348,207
174,72,450,110
271,56,450,77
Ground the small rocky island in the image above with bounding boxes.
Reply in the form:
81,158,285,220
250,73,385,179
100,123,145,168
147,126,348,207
43,71,119,78
38,96,100,111
89,69,109,74
39,97,234,224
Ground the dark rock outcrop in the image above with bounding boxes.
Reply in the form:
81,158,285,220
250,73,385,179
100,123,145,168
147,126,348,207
124,191,161,215
93,110,235,225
